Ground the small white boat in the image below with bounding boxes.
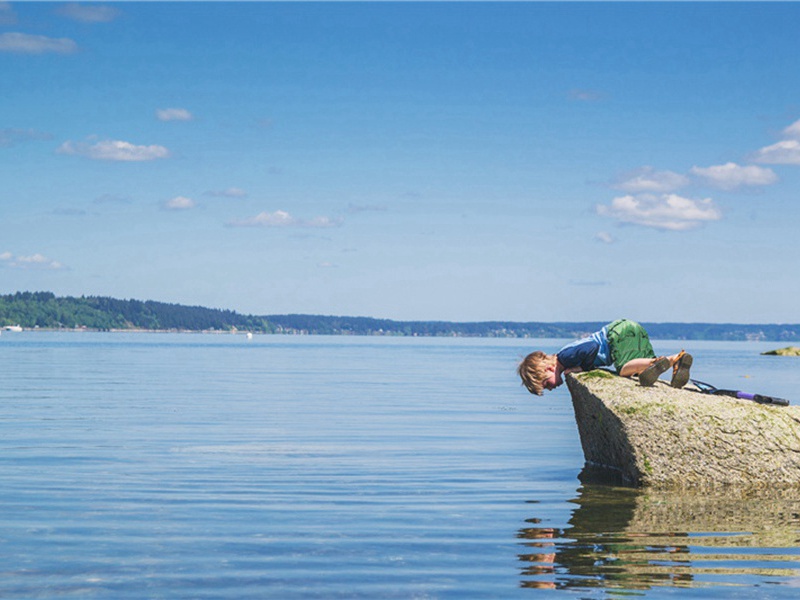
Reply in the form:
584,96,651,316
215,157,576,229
4,325,23,332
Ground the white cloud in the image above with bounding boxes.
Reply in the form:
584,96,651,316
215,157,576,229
0,32,78,54
690,162,777,190
0,251,65,270
597,193,721,231
156,108,193,122
232,210,294,227
57,3,120,23
752,139,800,165
228,210,342,228
163,196,196,210
207,187,248,198
595,231,615,244
782,118,800,140
612,166,689,194
57,139,170,162
750,118,800,165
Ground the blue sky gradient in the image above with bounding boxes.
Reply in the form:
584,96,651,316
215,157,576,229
2,2,800,322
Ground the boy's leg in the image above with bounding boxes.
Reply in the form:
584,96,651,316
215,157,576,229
620,353,688,385
620,353,685,376
619,358,656,377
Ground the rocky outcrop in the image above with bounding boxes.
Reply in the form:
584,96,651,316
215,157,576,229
762,346,800,356
565,371,800,487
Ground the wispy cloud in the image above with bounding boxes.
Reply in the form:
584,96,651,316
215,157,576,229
207,187,248,198
156,108,193,122
57,138,170,162
750,117,800,166
53,207,87,217
597,193,721,231
0,251,66,270
163,196,196,210
752,139,800,166
94,193,132,205
783,118,800,140
595,231,615,244
57,3,120,23
0,2,17,25
568,89,607,102
0,32,78,54
690,162,777,190
347,203,387,214
227,210,342,228
0,128,53,148
612,166,689,194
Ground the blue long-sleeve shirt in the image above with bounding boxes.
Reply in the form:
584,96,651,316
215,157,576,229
557,326,612,372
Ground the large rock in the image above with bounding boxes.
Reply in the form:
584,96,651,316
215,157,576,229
565,371,800,487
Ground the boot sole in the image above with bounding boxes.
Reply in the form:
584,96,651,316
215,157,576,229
639,357,670,387
671,353,693,388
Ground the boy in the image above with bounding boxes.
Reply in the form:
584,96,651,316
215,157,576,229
517,318,693,395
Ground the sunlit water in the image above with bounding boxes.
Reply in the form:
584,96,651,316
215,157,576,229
0,332,798,598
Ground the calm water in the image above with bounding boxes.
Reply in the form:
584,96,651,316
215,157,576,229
0,332,798,598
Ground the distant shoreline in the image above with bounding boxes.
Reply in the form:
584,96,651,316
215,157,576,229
3,292,800,341
3,325,799,343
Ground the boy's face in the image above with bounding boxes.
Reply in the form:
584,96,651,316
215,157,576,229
542,366,559,392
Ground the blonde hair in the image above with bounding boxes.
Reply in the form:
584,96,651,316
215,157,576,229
517,351,557,395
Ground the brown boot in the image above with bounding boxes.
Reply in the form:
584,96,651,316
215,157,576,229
670,351,693,388
639,357,670,387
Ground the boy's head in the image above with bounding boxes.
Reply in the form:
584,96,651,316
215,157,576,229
517,351,557,395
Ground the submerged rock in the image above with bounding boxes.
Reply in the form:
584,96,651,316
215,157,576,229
762,346,800,356
565,371,800,488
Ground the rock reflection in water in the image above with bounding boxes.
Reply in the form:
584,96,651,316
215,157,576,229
519,475,800,592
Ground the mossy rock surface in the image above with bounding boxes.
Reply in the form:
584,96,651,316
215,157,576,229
566,371,800,488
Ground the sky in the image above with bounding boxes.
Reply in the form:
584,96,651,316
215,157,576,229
2,1,800,323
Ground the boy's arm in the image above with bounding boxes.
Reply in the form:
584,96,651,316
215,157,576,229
554,360,583,386
555,337,599,386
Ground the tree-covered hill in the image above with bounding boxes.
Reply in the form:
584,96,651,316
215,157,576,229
2,291,799,341
0,292,272,332
266,315,800,341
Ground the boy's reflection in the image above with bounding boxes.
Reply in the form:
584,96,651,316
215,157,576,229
518,483,694,591
519,477,800,592
517,519,558,589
